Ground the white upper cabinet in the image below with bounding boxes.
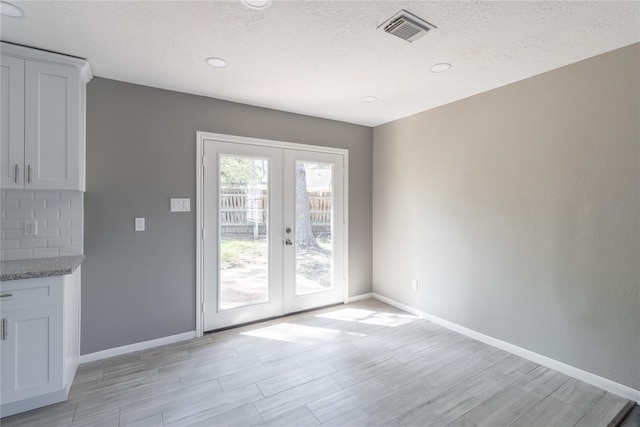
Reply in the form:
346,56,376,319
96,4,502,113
0,43,92,191
0,55,25,189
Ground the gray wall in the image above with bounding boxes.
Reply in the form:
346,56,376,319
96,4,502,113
83,79,372,354
373,43,640,389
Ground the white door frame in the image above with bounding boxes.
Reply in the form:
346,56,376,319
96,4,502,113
195,131,349,337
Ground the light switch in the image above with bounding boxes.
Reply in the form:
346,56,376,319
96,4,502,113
135,217,145,231
170,198,191,212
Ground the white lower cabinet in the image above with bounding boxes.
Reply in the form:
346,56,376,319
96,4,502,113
0,268,80,417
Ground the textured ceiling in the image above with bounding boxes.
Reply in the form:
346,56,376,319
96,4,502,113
1,1,638,126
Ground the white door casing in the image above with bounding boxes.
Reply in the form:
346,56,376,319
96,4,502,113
196,132,349,335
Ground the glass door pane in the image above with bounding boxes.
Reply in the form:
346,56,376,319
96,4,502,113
203,140,283,332
219,156,269,310
283,149,344,314
295,161,334,296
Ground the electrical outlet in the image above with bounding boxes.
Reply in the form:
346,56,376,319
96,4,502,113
24,220,37,237
135,218,145,231
411,279,418,291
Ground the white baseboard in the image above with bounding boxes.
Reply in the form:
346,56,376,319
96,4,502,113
373,293,640,402
79,331,196,364
346,292,373,303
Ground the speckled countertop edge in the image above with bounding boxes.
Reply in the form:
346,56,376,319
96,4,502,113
1,255,85,281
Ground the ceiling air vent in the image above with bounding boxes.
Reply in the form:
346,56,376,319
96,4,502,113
379,10,436,43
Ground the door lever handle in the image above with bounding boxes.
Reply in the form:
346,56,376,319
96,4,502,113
285,239,293,246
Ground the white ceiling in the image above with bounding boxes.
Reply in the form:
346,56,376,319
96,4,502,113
1,1,638,127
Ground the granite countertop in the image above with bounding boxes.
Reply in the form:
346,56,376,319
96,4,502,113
1,255,85,281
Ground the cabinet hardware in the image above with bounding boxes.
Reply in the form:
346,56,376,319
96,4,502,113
2,318,7,340
14,164,19,183
0,293,13,298
27,164,32,183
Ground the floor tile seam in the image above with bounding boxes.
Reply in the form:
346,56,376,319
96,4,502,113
116,380,200,424
71,401,118,424
257,370,339,398
560,388,607,415
447,352,519,394
68,371,165,402
510,372,570,401
362,379,445,417
303,380,388,422
569,392,608,427
506,391,569,426
220,360,303,392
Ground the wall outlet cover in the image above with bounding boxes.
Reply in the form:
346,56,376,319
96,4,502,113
24,220,37,236
135,218,145,231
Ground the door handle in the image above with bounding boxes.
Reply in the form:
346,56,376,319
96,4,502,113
14,164,19,183
0,293,13,298
285,239,293,246
2,318,7,340
27,164,32,183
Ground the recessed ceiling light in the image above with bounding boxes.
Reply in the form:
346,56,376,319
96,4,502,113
205,57,227,68
241,0,272,10
430,63,452,73
0,1,25,18
361,96,378,103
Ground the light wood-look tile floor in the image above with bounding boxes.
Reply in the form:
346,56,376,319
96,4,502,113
1,299,633,427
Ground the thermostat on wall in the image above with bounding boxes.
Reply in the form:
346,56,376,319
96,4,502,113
170,198,191,212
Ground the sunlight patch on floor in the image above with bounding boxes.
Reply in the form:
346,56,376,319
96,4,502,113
317,308,419,327
241,322,365,344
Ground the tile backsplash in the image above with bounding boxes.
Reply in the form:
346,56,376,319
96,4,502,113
1,189,83,261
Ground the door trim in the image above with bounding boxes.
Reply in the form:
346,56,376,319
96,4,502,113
195,131,349,337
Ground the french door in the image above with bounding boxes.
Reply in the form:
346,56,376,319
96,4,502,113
201,138,345,331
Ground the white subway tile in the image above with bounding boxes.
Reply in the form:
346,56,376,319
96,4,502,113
35,190,59,199
46,199,71,209
37,228,59,238
4,190,33,199
2,200,19,209
19,199,46,209
59,246,82,256
71,237,83,246
3,249,33,260
20,239,47,249
34,209,60,219
1,240,19,250
1,220,21,230
46,218,72,228
5,209,34,219
70,200,84,209
60,228,82,237
33,248,60,258
59,208,82,218
47,237,72,247
71,218,83,228
5,229,25,239
59,191,83,200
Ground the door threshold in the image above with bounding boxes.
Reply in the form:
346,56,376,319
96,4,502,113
204,302,344,334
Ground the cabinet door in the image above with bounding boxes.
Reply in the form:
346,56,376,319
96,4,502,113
0,55,25,189
0,305,64,404
24,61,80,190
